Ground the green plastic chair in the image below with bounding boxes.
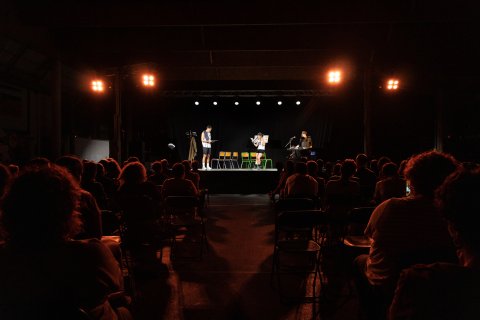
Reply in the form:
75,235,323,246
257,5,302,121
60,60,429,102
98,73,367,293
240,152,251,168
261,152,273,169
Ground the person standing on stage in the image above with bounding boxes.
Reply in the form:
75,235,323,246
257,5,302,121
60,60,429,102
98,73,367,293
251,132,267,170
201,125,213,170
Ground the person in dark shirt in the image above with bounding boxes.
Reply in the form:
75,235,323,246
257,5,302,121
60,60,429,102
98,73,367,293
389,166,480,320
82,161,108,210
354,153,377,204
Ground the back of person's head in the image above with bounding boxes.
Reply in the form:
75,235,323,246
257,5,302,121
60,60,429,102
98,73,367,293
436,167,480,255
306,160,318,176
341,159,357,179
382,162,398,178
285,160,295,175
405,151,458,197
96,162,105,178
25,157,50,170
0,164,12,198
378,156,392,173
191,160,200,171
55,156,83,182
295,162,307,175
316,159,324,169
160,159,169,171
182,160,192,171
355,154,368,168
105,159,121,179
172,163,185,178
370,159,378,173
127,156,140,163
8,164,19,178
119,161,147,185
332,163,342,176
398,159,408,177
0,165,80,246
82,161,98,182
151,161,162,173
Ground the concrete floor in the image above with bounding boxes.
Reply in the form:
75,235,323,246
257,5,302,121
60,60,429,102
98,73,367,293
131,194,360,320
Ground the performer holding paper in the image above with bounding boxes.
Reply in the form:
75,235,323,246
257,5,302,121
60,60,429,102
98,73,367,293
251,132,268,169
201,125,213,170
297,130,312,158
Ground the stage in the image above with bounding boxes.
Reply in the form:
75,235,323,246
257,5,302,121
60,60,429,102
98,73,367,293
198,169,279,194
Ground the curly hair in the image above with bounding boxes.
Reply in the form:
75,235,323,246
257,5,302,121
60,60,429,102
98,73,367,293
0,165,81,245
404,151,458,197
436,167,480,252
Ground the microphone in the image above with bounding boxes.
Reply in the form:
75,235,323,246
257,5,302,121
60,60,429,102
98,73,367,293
290,136,296,139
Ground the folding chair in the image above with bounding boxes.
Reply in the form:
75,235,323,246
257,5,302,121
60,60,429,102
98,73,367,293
224,152,232,169
211,151,226,169
165,196,207,259
231,152,240,169
271,210,326,314
261,152,273,169
240,152,251,168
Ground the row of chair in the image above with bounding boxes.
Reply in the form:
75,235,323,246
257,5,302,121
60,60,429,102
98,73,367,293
211,151,273,169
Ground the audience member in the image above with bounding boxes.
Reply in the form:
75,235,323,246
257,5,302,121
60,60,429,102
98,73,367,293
325,159,361,217
96,162,116,199
0,164,11,199
182,160,200,189
161,163,198,198
0,166,131,319
377,156,392,180
284,161,318,198
330,162,342,180
7,164,19,178
271,160,295,199
306,160,326,201
56,156,102,239
373,162,406,204
389,166,480,320
117,161,160,201
82,161,108,209
354,154,378,203
354,151,458,319
25,157,50,170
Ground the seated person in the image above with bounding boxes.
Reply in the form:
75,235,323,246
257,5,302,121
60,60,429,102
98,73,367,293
354,154,378,204
306,160,326,203
354,151,458,319
0,164,11,198
117,162,161,201
284,161,318,199
0,166,131,320
161,163,198,199
82,161,108,210
325,159,361,216
389,166,480,320
182,160,200,189
373,162,406,204
271,160,295,200
56,156,102,240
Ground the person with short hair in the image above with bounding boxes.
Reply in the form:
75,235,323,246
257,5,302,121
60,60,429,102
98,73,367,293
284,162,318,198
325,159,361,216
373,162,406,204
354,153,377,203
182,160,200,189
389,166,480,319
201,125,213,170
161,163,198,199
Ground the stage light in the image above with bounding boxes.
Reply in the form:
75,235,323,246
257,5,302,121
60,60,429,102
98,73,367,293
386,78,400,91
296,100,301,105
194,101,199,106
277,101,283,106
213,101,218,106
256,101,261,106
91,80,105,93
234,101,239,106
327,70,342,84
142,74,155,87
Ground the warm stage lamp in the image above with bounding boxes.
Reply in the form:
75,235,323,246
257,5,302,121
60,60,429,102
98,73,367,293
142,74,155,87
386,79,400,91
91,80,104,92
327,70,342,84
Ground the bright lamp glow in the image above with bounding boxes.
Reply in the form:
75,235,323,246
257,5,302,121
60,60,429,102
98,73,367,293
256,101,261,106
91,80,105,92
234,101,239,106
142,74,155,87
213,101,218,106
296,100,301,105
386,79,400,90
194,101,199,106
327,70,342,84
277,101,283,106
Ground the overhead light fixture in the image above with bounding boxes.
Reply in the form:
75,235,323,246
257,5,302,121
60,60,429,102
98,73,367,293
91,80,105,93
277,101,283,106
256,101,261,106
234,101,239,106
386,78,400,91
142,74,155,87
296,100,301,105
213,101,218,106
327,70,342,85
194,101,200,106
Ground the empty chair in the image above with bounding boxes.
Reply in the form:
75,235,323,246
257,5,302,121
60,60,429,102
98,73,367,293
240,152,251,168
211,152,226,169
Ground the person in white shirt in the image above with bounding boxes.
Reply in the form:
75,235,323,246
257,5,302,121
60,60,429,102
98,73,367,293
201,125,213,170
251,132,267,170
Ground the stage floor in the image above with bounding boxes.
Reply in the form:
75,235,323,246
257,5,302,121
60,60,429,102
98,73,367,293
198,168,279,193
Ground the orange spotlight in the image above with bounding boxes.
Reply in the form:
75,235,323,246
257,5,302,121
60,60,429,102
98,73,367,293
327,70,342,84
91,80,105,92
142,74,155,87
386,78,399,91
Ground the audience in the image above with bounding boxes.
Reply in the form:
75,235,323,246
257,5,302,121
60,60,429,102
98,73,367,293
117,161,160,202
182,160,200,189
271,160,295,199
325,159,361,216
306,160,326,202
148,159,171,186
7,164,19,178
82,161,108,210
354,151,458,319
0,164,11,198
373,162,406,204
284,161,318,199
161,163,198,198
56,156,103,240
354,154,377,204
0,166,131,319
389,166,480,319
